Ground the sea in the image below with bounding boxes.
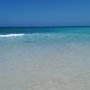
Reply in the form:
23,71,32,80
0,26,90,90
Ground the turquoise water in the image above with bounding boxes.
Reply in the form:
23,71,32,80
0,26,90,34
0,26,90,44
0,27,90,90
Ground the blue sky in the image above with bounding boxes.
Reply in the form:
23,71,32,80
0,0,90,27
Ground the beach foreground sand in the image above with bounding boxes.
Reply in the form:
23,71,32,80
0,41,90,90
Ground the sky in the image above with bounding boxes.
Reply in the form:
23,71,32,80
0,0,90,27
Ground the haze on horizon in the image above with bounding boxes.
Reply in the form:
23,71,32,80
0,0,90,27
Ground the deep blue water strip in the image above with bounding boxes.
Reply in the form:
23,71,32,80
0,26,90,34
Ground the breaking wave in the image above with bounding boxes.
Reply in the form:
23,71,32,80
0,33,90,42
0,34,24,38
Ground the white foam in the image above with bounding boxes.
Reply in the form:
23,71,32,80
0,34,24,38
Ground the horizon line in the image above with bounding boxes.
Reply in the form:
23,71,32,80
0,25,90,28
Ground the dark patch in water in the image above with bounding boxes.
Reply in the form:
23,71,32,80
24,40,35,43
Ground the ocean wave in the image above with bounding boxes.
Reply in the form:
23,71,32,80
0,33,67,38
0,33,90,41
0,34,24,37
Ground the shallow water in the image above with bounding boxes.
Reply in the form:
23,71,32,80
0,27,90,90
